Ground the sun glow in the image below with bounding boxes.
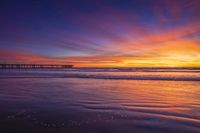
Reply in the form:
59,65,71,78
1,0,200,68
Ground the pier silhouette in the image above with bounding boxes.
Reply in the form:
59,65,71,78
0,64,73,69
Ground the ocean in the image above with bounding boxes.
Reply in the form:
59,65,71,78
0,68,200,133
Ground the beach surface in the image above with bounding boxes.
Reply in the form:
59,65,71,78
0,68,200,133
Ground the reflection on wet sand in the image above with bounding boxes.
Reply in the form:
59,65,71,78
0,71,200,133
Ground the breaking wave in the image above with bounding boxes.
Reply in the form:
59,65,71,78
1,69,200,81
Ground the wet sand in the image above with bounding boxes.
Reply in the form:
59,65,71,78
0,70,200,133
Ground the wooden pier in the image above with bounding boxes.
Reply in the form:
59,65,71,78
0,64,73,69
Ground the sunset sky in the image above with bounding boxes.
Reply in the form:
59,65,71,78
0,0,200,67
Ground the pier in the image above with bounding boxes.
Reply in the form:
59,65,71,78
0,64,73,69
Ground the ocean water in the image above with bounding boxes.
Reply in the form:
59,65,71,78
0,68,200,133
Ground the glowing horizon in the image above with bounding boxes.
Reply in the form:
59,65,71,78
1,0,200,67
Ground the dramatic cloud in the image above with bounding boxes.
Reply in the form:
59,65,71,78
0,0,200,67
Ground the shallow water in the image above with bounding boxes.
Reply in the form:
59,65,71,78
0,69,200,133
